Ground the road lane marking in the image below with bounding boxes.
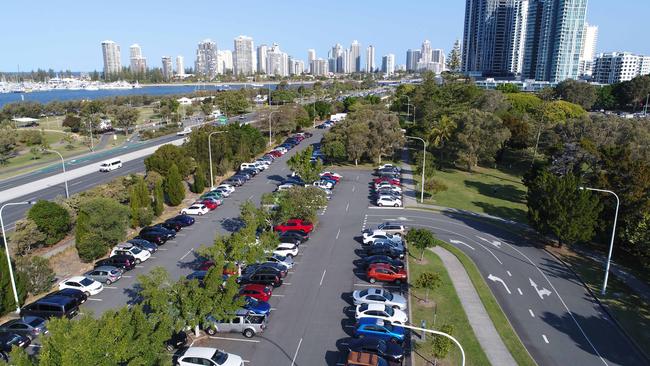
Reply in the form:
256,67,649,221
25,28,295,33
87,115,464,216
356,175,359,181
320,269,327,286
530,278,552,299
157,248,168,251
136,265,144,268
487,274,511,294
346,202,349,212
517,288,523,295
283,282,292,285
507,270,512,277
180,249,194,260
208,336,259,343
248,195,254,200
291,338,303,366
335,228,340,239
121,275,133,278
449,239,475,250
542,334,549,344
529,309,535,318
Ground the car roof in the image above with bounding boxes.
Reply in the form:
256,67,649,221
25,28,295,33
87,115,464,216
358,317,387,326
364,303,387,311
369,263,393,269
182,347,220,358
63,276,87,283
37,295,75,305
91,265,119,272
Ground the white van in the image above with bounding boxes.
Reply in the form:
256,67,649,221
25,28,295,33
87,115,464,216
99,158,122,172
240,163,258,171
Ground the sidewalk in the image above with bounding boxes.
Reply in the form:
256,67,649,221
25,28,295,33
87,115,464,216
431,246,517,366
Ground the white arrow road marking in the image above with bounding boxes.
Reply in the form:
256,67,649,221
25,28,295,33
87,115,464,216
488,274,511,294
449,239,475,250
477,235,501,248
530,278,553,300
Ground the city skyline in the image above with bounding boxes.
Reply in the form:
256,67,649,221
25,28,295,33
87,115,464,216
1,0,649,71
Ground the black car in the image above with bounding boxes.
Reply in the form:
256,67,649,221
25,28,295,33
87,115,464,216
20,296,79,319
127,238,158,253
95,254,137,271
279,230,309,243
347,338,404,363
140,226,176,239
241,168,258,177
155,221,182,232
244,263,287,278
164,330,188,351
44,288,88,306
136,231,167,245
232,174,250,182
360,255,404,269
166,214,195,227
0,332,30,353
365,244,404,259
224,177,244,186
237,272,282,287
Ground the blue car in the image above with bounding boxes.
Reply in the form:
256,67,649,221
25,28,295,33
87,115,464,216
166,214,195,227
320,177,337,186
354,318,405,343
242,296,271,316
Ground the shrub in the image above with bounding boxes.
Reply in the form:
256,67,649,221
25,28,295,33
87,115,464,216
432,324,455,359
152,179,164,217
191,164,207,193
424,177,448,194
16,256,55,295
75,198,129,262
11,219,46,255
164,164,186,206
27,200,71,246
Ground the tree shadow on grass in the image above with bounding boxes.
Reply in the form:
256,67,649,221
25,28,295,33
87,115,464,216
464,180,526,204
471,201,527,223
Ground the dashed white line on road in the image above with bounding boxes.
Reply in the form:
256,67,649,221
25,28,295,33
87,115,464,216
356,175,359,181
320,269,327,286
87,298,103,301
335,228,340,239
529,309,535,318
507,270,512,277
180,249,194,260
291,338,303,366
208,336,260,343
542,334,549,344
517,288,523,295
346,202,349,212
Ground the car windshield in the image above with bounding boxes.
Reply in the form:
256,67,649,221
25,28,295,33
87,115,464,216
131,247,142,254
80,278,94,286
384,291,393,301
211,350,228,364
246,297,259,306
359,289,369,297
385,307,394,316
359,304,368,312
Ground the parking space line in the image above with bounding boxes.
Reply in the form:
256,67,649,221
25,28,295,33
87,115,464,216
517,288,523,295
335,228,340,240
320,269,327,286
529,309,535,318
103,286,117,289
87,298,103,301
136,265,144,268
346,202,349,212
271,294,285,297
291,338,303,366
283,282,292,285
352,186,356,192
180,249,193,260
149,256,157,259
542,334,549,344
157,248,169,251
208,336,260,343
121,275,133,278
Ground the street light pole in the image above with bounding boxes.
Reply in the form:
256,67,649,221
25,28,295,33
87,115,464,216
45,149,69,198
1,201,35,314
403,95,411,121
208,131,226,190
579,186,620,295
87,121,94,151
268,111,279,147
406,136,427,204
399,322,465,366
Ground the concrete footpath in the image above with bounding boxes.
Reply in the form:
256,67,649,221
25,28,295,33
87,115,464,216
430,246,517,366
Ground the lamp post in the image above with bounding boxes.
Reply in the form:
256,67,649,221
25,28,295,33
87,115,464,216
402,95,411,121
406,136,427,204
579,186,620,295
398,322,465,366
268,111,279,147
45,149,69,198
86,121,94,151
1,201,35,314
208,131,227,190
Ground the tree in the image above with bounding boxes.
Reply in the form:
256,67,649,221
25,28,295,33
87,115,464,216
446,40,462,72
428,115,457,166
450,110,510,171
344,119,370,166
414,271,441,302
16,256,55,296
75,197,129,262
594,85,617,110
495,83,521,93
10,219,46,256
432,324,455,360
164,164,185,206
129,176,153,228
111,105,139,135
555,79,597,110
0,250,27,316
144,144,193,177
525,170,602,247
152,178,164,217
0,127,17,164
287,146,323,183
27,200,70,246
406,228,437,260
61,114,81,132
541,100,587,125
191,164,207,193
274,186,327,224
321,140,346,163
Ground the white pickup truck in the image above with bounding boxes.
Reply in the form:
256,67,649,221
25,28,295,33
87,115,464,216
176,127,192,136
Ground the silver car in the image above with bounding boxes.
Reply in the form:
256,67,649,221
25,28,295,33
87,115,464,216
84,266,122,285
0,316,48,339
352,288,407,310
203,311,267,338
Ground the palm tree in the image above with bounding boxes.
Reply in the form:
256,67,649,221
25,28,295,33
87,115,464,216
428,115,456,168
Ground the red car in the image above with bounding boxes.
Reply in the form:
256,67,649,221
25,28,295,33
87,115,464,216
367,263,407,284
268,150,283,158
320,173,340,182
273,219,314,234
239,284,272,302
373,177,400,185
196,199,218,210
198,261,239,276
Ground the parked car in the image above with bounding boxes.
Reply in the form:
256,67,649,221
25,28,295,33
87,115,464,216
365,244,404,260
20,296,79,319
266,254,294,269
314,180,334,189
154,221,183,233
240,296,271,316
353,288,407,311
345,351,389,366
273,219,314,234
111,243,151,264
43,288,87,306
0,316,48,339
355,303,408,324
365,222,406,235
276,183,296,191
362,232,403,246
239,284,272,302
370,239,405,253
181,204,210,216
164,330,188,351
273,243,299,258
376,196,402,207
84,266,122,285
244,263,286,277
367,264,407,284
140,226,176,239
377,164,401,172
197,199,219,210
212,187,232,197
176,347,244,366
279,230,309,243
359,256,404,270
58,276,103,296
237,272,282,288
127,238,158,253
0,333,30,354
95,254,136,271
320,171,342,180
166,214,195,227
354,318,405,344
347,338,404,364
224,177,244,187
204,311,267,338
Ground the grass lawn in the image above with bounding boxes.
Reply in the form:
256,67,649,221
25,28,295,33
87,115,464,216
409,250,491,366
135,106,159,125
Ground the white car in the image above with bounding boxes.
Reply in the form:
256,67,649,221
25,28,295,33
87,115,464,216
181,204,210,216
377,196,402,207
378,164,401,172
375,183,402,193
273,243,299,258
176,127,192,136
355,303,408,324
276,183,295,191
320,171,342,179
110,243,151,264
217,184,235,194
367,222,407,235
362,231,403,245
267,254,294,269
313,181,334,189
176,347,243,366
58,276,103,296
352,288,407,310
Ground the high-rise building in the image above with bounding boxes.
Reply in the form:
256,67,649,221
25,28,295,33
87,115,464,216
341,49,351,74
329,43,344,73
161,56,173,81
579,23,598,76
406,49,421,71
592,52,650,84
129,44,147,75
522,0,588,82
101,40,121,78
194,39,218,79
382,54,396,75
366,45,376,73
217,50,233,74
311,59,329,76
234,35,255,76
307,49,316,73
461,0,528,76
176,56,185,76
350,40,361,72
420,40,433,64
257,44,268,74
432,49,446,65
289,58,304,75
267,43,288,77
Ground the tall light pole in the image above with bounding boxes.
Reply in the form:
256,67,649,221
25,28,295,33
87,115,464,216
402,95,411,121
399,322,465,366
579,186,620,295
268,110,279,147
208,131,227,190
1,201,35,314
406,136,427,204
86,121,94,151
644,93,649,117
44,149,69,198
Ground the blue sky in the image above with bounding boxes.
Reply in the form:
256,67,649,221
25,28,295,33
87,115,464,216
1,0,648,72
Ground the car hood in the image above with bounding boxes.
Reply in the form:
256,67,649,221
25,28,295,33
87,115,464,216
245,301,271,314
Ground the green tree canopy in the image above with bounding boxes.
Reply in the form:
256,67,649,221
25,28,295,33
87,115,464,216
287,146,323,183
555,79,597,110
144,144,193,178
164,164,185,206
27,200,70,246
75,197,129,262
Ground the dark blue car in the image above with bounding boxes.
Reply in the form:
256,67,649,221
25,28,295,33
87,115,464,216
242,296,271,316
166,214,195,227
127,238,158,253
